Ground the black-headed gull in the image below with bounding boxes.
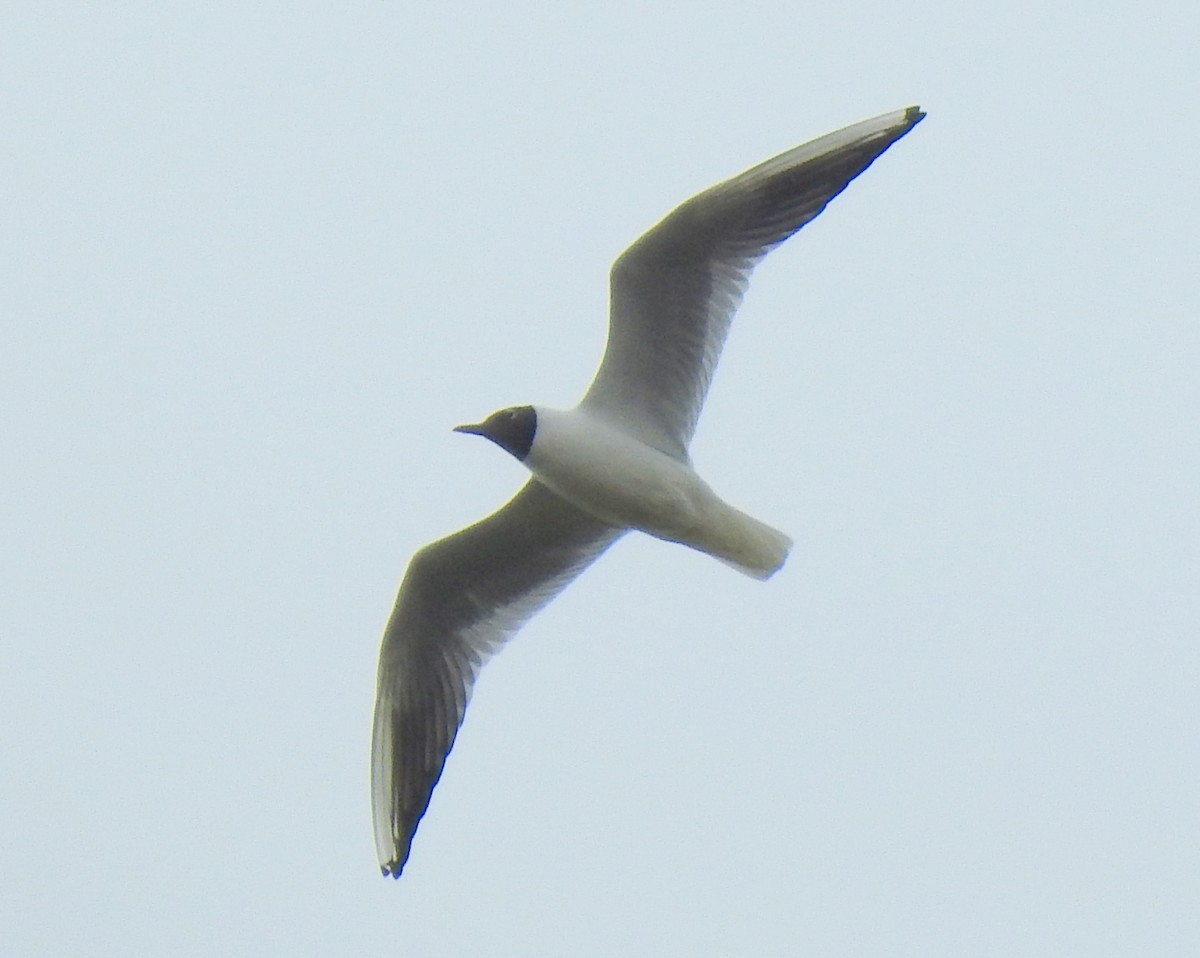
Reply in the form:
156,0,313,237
372,106,925,877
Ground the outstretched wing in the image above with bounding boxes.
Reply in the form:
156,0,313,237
581,106,925,460
371,480,623,877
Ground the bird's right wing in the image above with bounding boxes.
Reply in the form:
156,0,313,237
581,106,924,460
371,479,622,878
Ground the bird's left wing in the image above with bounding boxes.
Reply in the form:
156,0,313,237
371,479,623,877
581,106,925,460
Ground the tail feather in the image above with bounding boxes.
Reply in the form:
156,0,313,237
692,503,792,580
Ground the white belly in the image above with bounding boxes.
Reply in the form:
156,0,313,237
526,407,711,539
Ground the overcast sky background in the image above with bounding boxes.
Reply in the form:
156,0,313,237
4,2,1197,955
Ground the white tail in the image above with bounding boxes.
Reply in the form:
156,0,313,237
687,500,792,580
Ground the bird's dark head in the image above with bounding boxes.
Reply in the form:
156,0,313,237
454,405,537,461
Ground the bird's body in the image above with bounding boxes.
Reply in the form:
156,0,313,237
372,105,926,877
527,406,791,578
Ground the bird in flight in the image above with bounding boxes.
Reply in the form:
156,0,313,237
371,106,925,877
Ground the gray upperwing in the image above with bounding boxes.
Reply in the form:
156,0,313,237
580,106,925,460
370,479,622,877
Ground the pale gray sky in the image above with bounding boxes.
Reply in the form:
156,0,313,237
3,2,1197,955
